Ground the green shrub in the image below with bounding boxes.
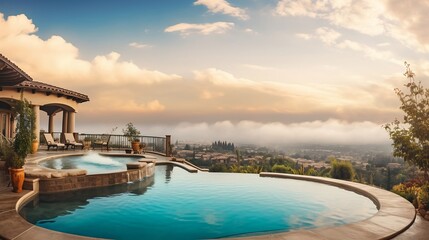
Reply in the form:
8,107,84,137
330,159,355,181
392,183,418,205
271,164,296,174
209,164,228,172
418,184,429,210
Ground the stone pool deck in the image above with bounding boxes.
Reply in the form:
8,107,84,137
0,150,428,239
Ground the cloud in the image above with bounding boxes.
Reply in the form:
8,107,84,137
337,40,401,64
242,64,277,71
275,0,386,36
194,68,255,87
275,0,429,52
300,27,401,64
165,22,234,36
275,0,325,18
129,42,151,49
244,28,257,34
0,13,181,87
194,0,248,20
192,68,400,118
0,12,404,141
200,90,224,100
0,13,181,115
0,13,38,37
295,33,312,40
384,1,429,52
315,27,341,45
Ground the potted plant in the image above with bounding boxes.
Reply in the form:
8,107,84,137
7,98,35,193
122,122,141,153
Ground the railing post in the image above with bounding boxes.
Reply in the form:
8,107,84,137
165,135,171,157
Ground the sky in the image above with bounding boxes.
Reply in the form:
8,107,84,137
1,0,429,146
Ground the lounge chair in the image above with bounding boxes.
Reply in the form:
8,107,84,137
63,133,84,150
93,134,111,151
42,133,65,151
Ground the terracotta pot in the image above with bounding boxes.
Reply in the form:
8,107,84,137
132,141,140,153
84,140,91,150
9,168,25,193
31,141,39,154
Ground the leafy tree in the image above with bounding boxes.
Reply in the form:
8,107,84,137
385,62,429,179
330,158,355,181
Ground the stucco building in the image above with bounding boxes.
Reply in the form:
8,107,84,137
0,54,89,148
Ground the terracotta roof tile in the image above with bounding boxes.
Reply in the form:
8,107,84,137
17,80,89,103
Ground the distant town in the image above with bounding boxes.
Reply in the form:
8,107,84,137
173,140,413,191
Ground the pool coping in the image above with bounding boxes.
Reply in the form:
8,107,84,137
1,166,416,239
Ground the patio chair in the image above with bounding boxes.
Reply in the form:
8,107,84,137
42,133,65,151
62,133,84,150
93,134,111,151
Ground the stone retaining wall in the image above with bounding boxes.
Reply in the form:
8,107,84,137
38,163,155,193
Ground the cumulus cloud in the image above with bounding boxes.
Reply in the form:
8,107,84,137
276,0,429,52
0,13,180,87
165,22,234,36
0,13,181,114
194,0,248,20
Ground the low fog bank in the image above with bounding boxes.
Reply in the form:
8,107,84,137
76,119,390,147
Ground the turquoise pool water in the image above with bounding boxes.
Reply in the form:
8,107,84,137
39,153,141,174
20,166,378,239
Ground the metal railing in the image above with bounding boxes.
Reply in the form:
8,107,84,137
41,132,167,155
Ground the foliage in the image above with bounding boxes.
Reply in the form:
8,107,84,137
330,158,355,181
385,62,429,179
209,163,229,172
305,166,318,176
1,141,18,169
392,183,418,206
271,164,296,174
122,122,140,142
230,164,263,173
418,183,429,210
11,99,35,168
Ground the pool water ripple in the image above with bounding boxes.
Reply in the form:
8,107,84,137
20,165,377,240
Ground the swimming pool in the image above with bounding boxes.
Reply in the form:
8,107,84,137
39,153,143,174
20,165,378,239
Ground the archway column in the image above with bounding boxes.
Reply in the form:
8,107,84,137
48,113,54,133
67,111,75,133
61,111,68,143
